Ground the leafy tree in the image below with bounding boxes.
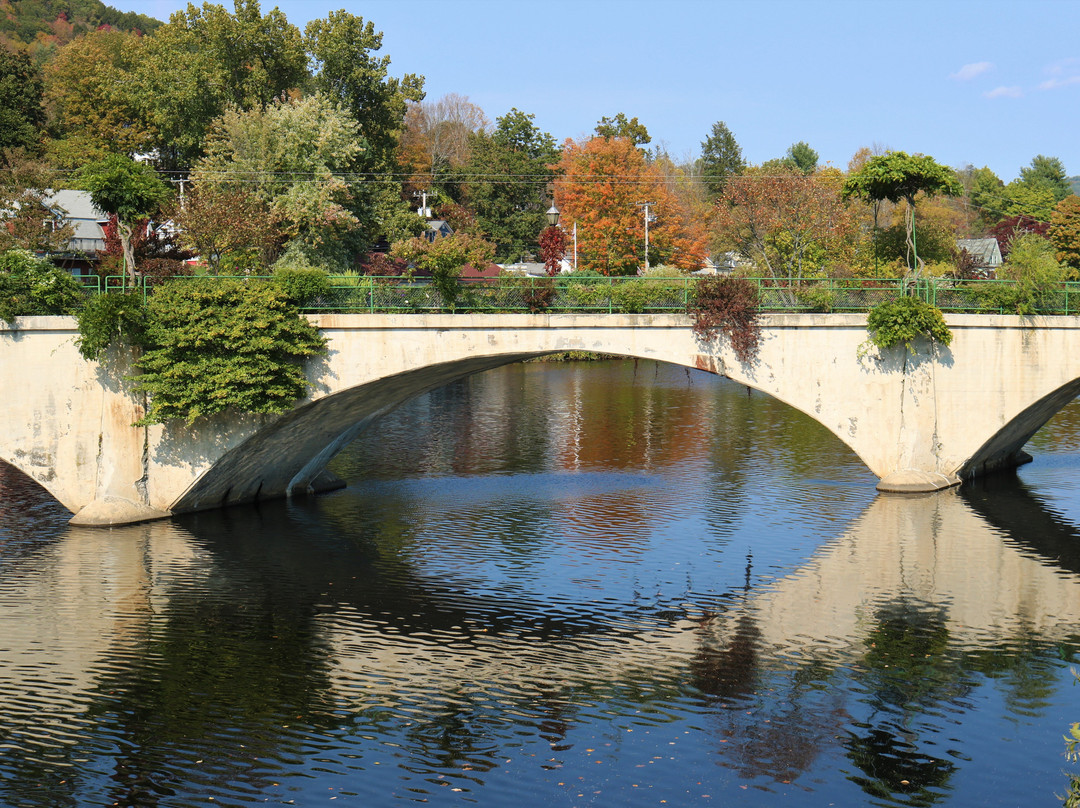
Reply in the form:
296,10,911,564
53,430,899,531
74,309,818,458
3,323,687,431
1049,195,1080,271
713,166,856,285
842,151,962,273
998,179,1058,223
538,225,566,275
0,152,74,253
397,93,488,198
988,214,1048,259
1019,154,1071,202
0,249,83,321
172,184,277,272
786,141,819,175
699,120,745,199
0,45,44,153
964,165,1006,228
555,136,706,275
390,231,495,309
994,233,1069,313
43,29,152,163
134,0,307,169
193,93,368,270
594,113,651,147
134,278,326,424
305,10,424,172
464,108,559,261
77,154,172,280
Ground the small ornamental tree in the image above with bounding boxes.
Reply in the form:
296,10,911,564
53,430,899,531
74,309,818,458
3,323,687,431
989,214,1049,260
77,154,172,281
842,152,962,274
538,225,566,276
134,278,326,424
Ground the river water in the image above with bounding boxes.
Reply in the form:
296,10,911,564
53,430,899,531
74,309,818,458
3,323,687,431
1,359,1078,807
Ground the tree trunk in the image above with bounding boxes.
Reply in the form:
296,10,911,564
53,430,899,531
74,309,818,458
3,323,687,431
119,220,137,283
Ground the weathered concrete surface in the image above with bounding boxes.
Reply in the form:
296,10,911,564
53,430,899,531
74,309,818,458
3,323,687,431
3,312,1080,524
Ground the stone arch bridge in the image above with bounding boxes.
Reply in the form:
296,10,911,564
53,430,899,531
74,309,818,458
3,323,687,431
2,312,1078,526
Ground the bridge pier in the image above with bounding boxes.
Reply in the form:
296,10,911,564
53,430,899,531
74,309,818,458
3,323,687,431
3,313,1080,525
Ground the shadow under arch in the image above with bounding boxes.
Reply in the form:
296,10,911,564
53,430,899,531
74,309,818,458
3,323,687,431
0,453,72,519
168,348,874,516
958,377,1080,480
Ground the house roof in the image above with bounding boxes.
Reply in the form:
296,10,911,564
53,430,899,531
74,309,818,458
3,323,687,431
956,238,1002,267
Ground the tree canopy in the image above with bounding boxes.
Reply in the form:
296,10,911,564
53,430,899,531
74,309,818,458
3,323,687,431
595,113,651,147
555,135,706,275
700,120,745,198
843,151,962,272
77,154,172,278
0,47,44,153
464,108,559,261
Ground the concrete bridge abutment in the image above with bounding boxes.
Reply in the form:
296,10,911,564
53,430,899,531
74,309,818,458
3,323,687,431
2,312,1078,525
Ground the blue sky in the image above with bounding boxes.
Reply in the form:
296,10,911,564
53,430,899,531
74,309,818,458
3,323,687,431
114,0,1080,181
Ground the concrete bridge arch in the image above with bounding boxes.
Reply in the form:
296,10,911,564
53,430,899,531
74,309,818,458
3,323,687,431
4,312,1080,525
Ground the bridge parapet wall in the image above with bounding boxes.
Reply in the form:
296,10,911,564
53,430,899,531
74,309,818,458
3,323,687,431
4,313,1080,525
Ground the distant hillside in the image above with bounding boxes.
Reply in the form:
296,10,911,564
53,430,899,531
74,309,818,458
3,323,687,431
1070,175,1080,196
1,0,161,63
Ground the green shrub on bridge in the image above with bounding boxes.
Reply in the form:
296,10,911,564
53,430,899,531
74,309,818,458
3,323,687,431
0,249,84,322
864,296,952,354
133,278,326,425
75,291,150,360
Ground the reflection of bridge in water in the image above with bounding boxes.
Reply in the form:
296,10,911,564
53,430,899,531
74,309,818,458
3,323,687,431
7,312,1080,524
3,484,1078,772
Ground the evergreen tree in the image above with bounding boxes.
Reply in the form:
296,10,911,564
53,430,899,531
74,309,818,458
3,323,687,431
700,120,745,199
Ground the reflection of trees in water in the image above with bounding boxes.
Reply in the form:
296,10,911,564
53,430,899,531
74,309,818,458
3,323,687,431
845,725,955,807
847,598,966,805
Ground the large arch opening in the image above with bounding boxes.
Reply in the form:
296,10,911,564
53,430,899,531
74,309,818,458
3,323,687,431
168,352,876,516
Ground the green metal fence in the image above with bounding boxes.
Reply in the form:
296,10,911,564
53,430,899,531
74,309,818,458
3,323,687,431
89,274,1080,316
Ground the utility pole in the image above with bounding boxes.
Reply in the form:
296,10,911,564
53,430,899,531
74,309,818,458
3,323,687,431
413,189,435,218
636,201,655,272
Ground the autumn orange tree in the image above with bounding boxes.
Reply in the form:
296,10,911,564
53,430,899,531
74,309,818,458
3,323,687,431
712,165,856,285
554,136,706,275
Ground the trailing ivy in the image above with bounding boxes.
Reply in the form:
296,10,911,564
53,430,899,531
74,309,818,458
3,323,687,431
0,249,84,322
686,276,761,364
133,277,326,425
75,291,150,360
864,296,952,354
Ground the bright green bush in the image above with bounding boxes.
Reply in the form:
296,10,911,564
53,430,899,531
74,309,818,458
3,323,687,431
273,266,332,307
864,296,952,354
134,278,326,424
75,291,149,360
0,249,84,322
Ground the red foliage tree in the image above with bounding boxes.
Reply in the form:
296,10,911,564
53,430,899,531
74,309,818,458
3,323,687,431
538,225,566,275
988,214,1049,259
